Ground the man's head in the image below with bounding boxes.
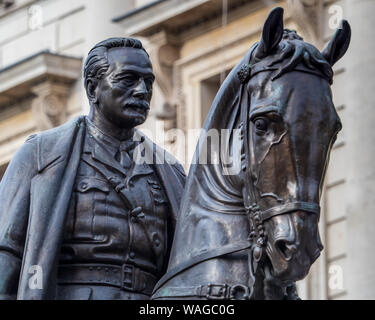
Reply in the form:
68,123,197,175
84,38,155,129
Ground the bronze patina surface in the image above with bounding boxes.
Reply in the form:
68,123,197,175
152,7,351,300
0,38,186,300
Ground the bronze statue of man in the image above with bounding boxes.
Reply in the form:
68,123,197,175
0,38,186,300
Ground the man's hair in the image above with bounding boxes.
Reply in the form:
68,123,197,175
83,37,149,92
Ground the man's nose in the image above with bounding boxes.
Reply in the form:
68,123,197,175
133,79,148,99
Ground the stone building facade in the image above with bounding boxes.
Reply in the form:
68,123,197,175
0,0,374,299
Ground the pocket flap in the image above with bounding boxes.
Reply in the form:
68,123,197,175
75,177,110,193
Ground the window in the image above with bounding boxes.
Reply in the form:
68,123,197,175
200,71,230,126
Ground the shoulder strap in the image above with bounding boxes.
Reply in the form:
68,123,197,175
82,154,133,209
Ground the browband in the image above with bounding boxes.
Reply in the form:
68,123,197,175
238,58,332,84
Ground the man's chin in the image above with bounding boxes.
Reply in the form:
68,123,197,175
116,115,147,129
132,116,147,127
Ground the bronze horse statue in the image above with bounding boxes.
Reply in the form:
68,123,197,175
152,7,351,300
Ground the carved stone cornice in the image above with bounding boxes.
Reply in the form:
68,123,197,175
287,0,324,46
0,51,82,130
113,0,262,39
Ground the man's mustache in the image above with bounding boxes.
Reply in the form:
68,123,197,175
123,99,150,111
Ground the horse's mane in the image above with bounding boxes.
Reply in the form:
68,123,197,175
259,29,333,84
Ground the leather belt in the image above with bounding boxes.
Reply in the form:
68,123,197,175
58,264,158,296
153,283,251,300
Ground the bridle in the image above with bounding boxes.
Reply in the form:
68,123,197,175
237,51,321,290
152,46,324,300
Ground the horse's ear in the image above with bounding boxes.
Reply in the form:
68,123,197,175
254,7,284,60
321,20,351,66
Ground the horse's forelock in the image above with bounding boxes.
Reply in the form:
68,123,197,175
252,32,333,84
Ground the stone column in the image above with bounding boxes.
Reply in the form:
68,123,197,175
342,0,375,299
146,31,180,129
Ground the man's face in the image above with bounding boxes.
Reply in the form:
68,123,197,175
95,47,154,129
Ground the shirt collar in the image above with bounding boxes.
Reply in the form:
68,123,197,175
85,118,137,155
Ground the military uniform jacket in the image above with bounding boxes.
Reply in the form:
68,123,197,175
0,116,186,300
60,119,172,277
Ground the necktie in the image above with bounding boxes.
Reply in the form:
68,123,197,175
119,141,136,169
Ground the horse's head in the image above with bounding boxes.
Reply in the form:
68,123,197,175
242,8,351,283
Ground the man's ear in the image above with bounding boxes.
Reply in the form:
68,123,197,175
86,79,98,104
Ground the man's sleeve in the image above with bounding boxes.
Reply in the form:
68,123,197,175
0,135,38,300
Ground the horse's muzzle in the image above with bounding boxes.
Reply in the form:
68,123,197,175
263,203,322,281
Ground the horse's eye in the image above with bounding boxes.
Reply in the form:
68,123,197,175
254,118,269,133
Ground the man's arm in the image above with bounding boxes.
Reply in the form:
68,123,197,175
0,136,38,299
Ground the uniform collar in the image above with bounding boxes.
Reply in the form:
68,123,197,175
85,118,137,156
84,118,153,177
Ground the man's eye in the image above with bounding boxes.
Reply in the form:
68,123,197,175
122,76,136,83
254,117,269,133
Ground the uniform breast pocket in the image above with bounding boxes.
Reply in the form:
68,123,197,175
68,176,111,243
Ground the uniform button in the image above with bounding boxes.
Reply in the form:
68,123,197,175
81,182,88,190
152,233,161,247
131,207,143,216
129,252,135,259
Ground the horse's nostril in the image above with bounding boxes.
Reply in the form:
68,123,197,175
276,240,297,261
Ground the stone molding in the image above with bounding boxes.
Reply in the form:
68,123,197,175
147,31,179,126
0,51,82,130
0,0,36,19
